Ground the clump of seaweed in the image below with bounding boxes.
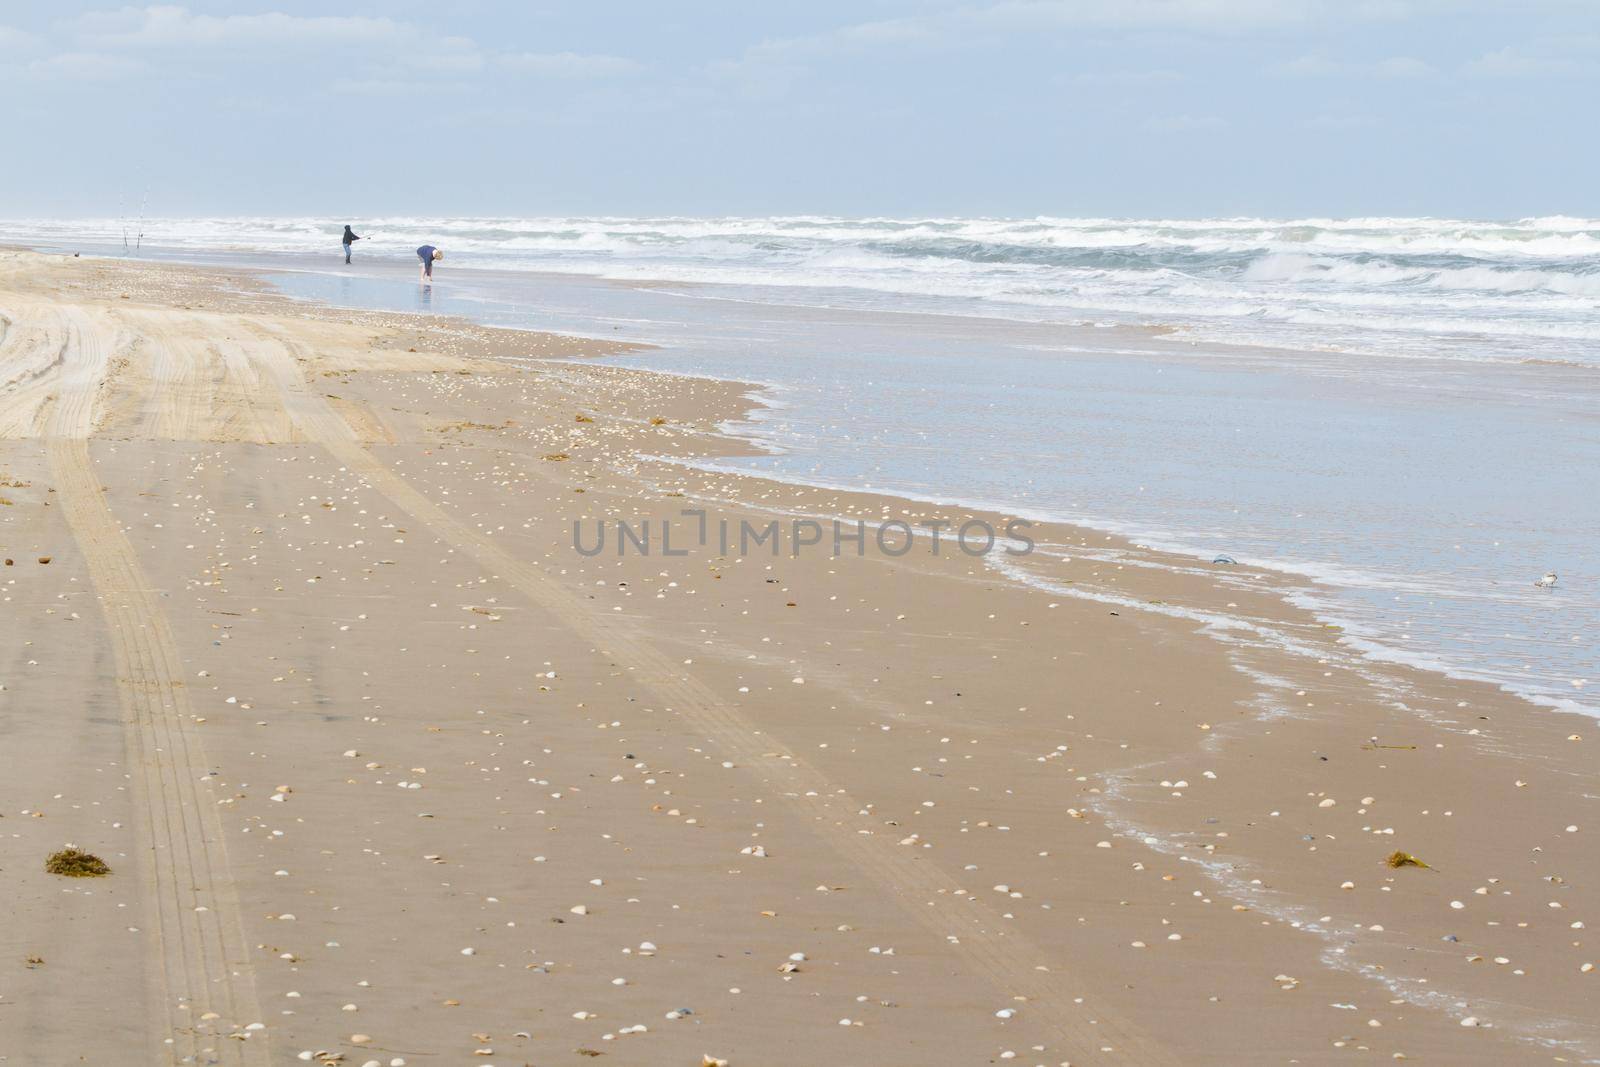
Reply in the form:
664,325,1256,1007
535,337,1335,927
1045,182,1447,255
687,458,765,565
45,848,111,878
1385,850,1431,870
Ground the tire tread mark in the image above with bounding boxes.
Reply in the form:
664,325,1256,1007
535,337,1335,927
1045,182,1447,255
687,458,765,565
253,322,1172,1064
47,307,268,1066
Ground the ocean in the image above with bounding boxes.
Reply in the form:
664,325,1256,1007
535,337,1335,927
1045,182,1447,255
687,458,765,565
3,214,1595,716
8,213,1600,365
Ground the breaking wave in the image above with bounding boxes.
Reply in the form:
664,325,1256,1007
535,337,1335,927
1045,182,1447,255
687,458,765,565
3,213,1598,364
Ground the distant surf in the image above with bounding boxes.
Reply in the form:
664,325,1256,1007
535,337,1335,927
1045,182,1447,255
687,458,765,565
4,214,1600,366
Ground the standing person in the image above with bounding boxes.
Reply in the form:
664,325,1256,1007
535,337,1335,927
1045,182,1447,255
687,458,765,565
417,243,443,282
341,224,362,264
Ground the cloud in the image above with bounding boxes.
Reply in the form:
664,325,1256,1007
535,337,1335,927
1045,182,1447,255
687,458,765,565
63,5,485,93
1374,55,1435,77
1073,68,1185,85
1466,45,1594,77
73,6,416,49
972,0,1592,31
0,24,43,50
24,51,145,81
1304,113,1380,129
496,52,643,79
702,37,819,98
329,78,471,97
966,0,1393,31
55,6,643,88
1273,54,1342,76
1272,53,1436,77
1144,113,1227,132
779,0,1465,48
700,0,1475,107
705,0,1592,91
697,0,1464,93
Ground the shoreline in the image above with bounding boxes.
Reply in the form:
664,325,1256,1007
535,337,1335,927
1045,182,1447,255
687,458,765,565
236,250,1600,721
194,243,1595,723
14,242,1593,755
10,245,1594,758
2,248,1596,1064
650,450,1600,722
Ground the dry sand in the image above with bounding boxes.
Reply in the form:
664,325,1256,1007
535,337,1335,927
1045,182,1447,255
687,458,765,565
0,249,1595,1066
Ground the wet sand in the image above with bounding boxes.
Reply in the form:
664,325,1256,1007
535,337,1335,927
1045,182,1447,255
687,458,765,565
1,249,1595,1066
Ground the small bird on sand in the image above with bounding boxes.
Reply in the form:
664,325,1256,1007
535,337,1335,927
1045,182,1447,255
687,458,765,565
1535,572,1558,590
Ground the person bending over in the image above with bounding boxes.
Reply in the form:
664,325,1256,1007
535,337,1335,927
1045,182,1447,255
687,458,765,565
417,244,443,281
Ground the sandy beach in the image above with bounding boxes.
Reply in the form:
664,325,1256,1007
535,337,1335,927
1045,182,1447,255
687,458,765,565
1,248,1596,1066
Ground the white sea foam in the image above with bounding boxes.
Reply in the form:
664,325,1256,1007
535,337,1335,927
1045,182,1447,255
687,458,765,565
4,213,1599,366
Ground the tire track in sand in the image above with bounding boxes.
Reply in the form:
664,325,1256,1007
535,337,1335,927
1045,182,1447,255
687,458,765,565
44,306,269,1066
251,322,1174,1064
0,302,70,438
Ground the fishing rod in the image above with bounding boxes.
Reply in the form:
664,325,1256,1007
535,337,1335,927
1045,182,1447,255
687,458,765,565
135,185,148,253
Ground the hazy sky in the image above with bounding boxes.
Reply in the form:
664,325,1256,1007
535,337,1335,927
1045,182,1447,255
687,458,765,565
3,2,1596,218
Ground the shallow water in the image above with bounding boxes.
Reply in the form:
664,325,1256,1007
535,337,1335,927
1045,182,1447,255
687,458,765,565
11,235,1598,716
271,260,1599,717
